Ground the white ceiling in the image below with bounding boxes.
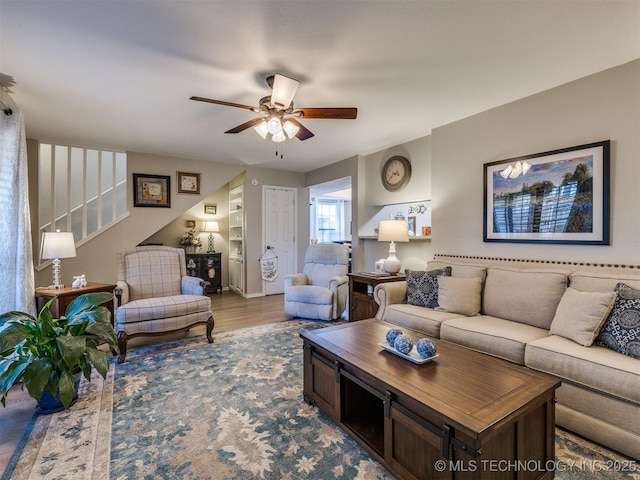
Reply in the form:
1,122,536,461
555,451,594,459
2,1,639,173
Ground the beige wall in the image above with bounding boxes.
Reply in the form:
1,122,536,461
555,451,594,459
33,151,245,287
431,59,640,265
30,59,640,292
360,135,435,272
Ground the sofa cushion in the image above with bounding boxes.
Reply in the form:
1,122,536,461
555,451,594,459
595,283,640,359
525,335,640,404
482,266,569,329
549,287,616,346
116,294,211,324
405,267,451,308
285,285,334,305
436,276,483,316
440,315,549,364
569,271,640,292
384,304,463,338
426,261,487,281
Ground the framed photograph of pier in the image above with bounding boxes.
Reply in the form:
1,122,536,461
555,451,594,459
483,140,610,245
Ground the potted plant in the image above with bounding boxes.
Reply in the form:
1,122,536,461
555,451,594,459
0,292,118,413
179,229,202,253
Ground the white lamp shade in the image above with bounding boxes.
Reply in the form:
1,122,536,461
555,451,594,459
266,116,283,135
377,220,409,242
203,221,220,233
270,74,300,109
40,231,77,260
283,120,300,139
253,121,269,139
271,131,287,143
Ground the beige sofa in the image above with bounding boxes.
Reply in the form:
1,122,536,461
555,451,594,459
373,255,640,460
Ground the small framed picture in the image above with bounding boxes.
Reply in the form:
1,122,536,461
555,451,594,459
186,220,196,228
133,173,170,208
204,204,217,215
407,216,416,236
177,171,201,195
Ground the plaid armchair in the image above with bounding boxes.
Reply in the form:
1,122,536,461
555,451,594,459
115,246,214,362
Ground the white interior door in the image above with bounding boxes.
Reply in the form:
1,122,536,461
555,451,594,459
263,186,296,295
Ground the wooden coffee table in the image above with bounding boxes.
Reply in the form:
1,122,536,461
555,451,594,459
301,319,560,480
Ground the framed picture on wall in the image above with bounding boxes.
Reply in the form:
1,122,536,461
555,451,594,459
177,171,201,195
133,173,171,208
204,204,217,215
407,216,416,236
483,140,610,244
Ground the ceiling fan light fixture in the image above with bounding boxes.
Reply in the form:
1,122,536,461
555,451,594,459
271,131,287,143
266,116,283,135
270,74,300,110
283,120,300,139
253,120,269,139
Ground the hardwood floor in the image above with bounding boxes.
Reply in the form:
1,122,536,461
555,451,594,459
0,292,287,476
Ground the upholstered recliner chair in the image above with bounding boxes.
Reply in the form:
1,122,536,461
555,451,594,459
115,246,214,363
284,243,349,321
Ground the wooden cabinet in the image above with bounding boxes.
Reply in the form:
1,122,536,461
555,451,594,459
228,185,245,295
185,252,222,294
348,273,405,322
35,282,117,324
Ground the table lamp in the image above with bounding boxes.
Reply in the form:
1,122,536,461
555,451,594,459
40,230,77,288
203,221,220,253
377,220,409,274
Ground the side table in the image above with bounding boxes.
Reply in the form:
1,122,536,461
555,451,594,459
347,272,405,322
34,282,118,324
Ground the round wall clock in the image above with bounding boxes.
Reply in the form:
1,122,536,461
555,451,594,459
381,156,411,191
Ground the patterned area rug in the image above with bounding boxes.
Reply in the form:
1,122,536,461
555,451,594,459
3,319,638,480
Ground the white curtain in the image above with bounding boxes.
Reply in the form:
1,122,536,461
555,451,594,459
0,107,35,315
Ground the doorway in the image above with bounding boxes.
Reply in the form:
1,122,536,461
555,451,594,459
262,186,297,295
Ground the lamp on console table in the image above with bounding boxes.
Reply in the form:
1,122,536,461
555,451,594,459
377,220,409,274
203,221,220,253
40,230,77,289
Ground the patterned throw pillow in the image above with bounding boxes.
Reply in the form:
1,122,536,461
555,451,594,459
595,283,640,359
405,267,452,308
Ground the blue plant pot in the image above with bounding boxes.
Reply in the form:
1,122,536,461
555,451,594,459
36,371,82,415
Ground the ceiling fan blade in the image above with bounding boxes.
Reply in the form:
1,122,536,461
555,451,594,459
190,96,257,111
270,74,300,110
225,117,265,134
287,118,314,141
293,107,357,119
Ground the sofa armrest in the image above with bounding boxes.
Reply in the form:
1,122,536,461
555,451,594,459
284,273,309,289
115,281,129,306
373,281,408,320
182,275,206,295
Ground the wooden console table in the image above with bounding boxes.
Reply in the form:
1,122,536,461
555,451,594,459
348,273,404,322
35,282,117,324
301,319,560,480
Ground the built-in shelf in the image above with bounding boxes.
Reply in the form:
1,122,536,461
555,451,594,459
228,185,244,295
359,235,431,241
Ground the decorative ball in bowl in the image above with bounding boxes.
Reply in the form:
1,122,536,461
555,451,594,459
394,334,414,355
416,338,437,359
386,328,403,346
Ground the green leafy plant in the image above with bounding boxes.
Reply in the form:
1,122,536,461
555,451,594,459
0,292,118,409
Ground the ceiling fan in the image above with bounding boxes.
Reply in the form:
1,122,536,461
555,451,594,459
190,74,357,142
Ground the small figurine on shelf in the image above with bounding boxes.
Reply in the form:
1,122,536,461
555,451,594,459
72,274,87,289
